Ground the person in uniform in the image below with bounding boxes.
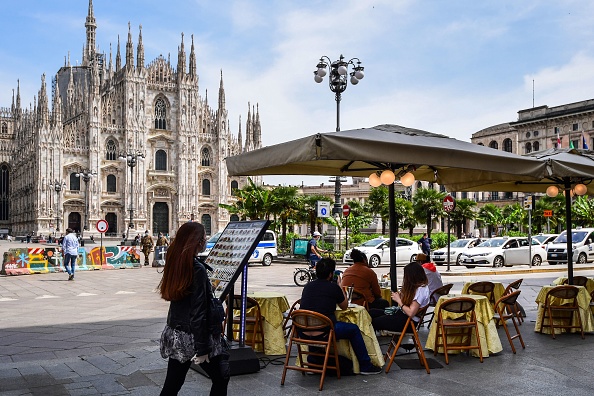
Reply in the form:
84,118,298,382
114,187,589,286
141,231,154,266
156,232,169,247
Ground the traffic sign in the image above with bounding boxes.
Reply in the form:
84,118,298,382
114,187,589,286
543,210,553,217
96,219,108,233
317,201,331,218
523,195,534,210
443,195,455,212
342,204,351,217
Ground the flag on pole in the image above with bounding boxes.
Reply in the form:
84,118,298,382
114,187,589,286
583,133,589,150
570,141,575,149
556,130,561,147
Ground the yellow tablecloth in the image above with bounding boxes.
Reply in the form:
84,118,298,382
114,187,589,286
425,294,503,358
335,305,385,373
534,285,594,334
381,287,393,306
243,291,290,355
461,282,506,305
552,277,594,294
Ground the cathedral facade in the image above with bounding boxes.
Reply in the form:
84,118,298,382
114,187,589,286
0,1,261,238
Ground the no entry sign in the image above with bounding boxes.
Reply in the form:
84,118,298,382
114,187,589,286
443,195,455,213
342,204,351,217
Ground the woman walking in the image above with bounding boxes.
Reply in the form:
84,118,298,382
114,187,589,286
158,222,230,395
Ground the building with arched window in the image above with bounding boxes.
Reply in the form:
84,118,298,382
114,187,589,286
0,3,262,236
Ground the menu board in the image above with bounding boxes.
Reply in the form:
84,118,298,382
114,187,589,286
205,220,270,301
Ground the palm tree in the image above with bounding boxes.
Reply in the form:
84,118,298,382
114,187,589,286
449,198,477,238
394,196,416,236
344,199,373,235
268,186,300,250
477,203,503,237
366,186,389,234
572,196,594,227
412,187,446,237
301,194,334,235
502,203,526,233
219,177,271,220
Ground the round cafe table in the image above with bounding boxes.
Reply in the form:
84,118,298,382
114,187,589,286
534,285,594,335
245,291,290,355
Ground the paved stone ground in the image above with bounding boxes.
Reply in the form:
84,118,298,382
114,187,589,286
1,239,594,395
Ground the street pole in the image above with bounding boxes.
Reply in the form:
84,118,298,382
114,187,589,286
120,151,145,239
447,214,451,272
75,170,96,240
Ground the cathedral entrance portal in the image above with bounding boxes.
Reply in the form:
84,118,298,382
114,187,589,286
68,212,82,233
105,213,117,236
153,203,169,235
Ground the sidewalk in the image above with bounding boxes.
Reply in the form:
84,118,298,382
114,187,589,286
1,248,593,395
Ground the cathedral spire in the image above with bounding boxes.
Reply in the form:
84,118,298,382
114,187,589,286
108,43,113,73
177,33,186,77
237,115,243,154
218,70,225,110
255,103,262,148
125,22,134,69
84,0,97,66
16,79,21,111
245,102,252,151
189,34,196,78
136,24,144,70
52,74,62,126
116,35,121,71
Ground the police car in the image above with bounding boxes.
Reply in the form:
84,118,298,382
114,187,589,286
198,230,278,266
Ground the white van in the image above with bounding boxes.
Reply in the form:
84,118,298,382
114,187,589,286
198,230,277,266
546,228,594,265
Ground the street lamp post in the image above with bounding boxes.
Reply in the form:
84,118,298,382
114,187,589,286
314,54,364,216
119,150,145,239
75,169,97,239
49,179,66,234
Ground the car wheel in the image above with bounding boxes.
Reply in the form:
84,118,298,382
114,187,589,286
456,254,462,266
577,253,587,264
369,255,381,268
465,265,476,269
493,256,504,268
262,253,273,266
531,254,542,266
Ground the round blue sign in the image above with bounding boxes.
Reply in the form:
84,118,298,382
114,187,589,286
321,208,327,215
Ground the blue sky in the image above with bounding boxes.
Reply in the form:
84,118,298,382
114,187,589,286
2,0,594,186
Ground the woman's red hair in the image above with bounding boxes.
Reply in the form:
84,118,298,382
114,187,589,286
158,222,206,301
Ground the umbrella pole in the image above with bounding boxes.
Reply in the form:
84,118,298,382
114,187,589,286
564,179,574,285
389,183,397,291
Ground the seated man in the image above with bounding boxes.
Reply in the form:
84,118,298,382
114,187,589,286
300,258,382,375
416,253,443,296
342,249,390,310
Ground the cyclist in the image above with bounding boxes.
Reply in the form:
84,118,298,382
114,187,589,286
306,231,326,268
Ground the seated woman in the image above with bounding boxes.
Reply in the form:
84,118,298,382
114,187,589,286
371,263,430,332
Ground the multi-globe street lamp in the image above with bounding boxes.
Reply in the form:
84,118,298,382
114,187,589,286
314,54,365,217
48,179,66,233
119,150,145,238
75,169,97,239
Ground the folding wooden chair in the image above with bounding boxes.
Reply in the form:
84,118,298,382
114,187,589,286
504,279,524,324
424,283,454,328
282,299,301,337
384,305,430,374
281,309,340,391
539,286,585,339
224,295,265,351
562,276,588,287
493,291,525,353
434,297,483,364
467,281,496,306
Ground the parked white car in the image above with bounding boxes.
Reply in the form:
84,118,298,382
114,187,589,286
343,237,421,268
431,238,483,266
546,228,594,265
460,237,546,268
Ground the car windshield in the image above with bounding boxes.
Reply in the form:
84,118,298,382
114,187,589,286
360,238,384,247
554,231,588,243
207,232,222,243
533,235,550,243
478,238,505,247
450,239,470,248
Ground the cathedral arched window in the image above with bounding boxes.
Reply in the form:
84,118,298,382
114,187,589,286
154,98,166,129
533,141,540,151
525,142,532,154
202,179,211,196
230,180,239,195
201,147,211,166
1,122,7,135
155,150,167,171
489,141,499,150
106,139,117,160
70,173,80,191
106,174,116,192
503,138,512,153
201,214,212,235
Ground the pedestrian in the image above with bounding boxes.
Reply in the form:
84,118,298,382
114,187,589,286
141,230,154,266
156,232,169,247
26,233,31,244
158,222,230,395
61,228,79,281
418,233,431,256
306,231,326,268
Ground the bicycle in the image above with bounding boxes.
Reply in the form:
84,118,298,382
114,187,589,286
293,266,317,286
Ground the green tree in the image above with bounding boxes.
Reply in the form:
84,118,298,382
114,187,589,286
268,186,300,250
219,177,271,220
366,186,389,234
300,194,334,235
502,203,526,233
412,188,446,237
477,203,503,237
394,196,416,236
344,199,373,235
572,196,594,227
449,198,477,238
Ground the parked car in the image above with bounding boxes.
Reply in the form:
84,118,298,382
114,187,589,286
431,238,482,265
460,236,546,268
533,233,558,247
343,237,421,268
197,229,277,266
546,228,594,265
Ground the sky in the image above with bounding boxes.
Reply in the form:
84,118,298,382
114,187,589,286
2,0,594,186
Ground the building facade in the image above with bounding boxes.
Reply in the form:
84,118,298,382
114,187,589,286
0,1,261,238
